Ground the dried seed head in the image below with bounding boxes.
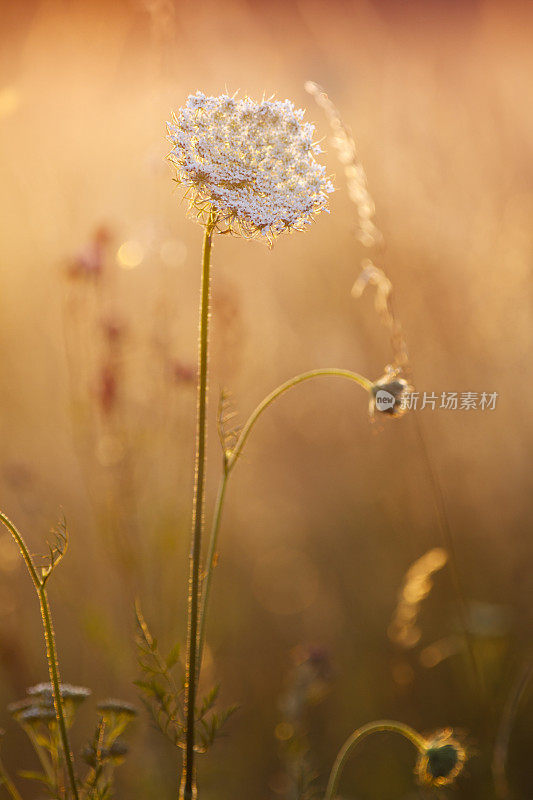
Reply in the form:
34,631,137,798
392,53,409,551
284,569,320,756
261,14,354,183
416,729,467,787
167,92,334,243
18,706,56,724
27,683,91,703
7,698,34,717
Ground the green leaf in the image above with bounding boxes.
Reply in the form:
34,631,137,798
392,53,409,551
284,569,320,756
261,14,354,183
166,642,181,670
18,769,51,785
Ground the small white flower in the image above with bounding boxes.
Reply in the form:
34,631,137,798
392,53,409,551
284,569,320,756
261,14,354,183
167,92,334,243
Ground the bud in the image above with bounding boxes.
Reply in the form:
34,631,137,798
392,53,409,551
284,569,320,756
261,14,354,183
369,369,412,419
415,729,466,787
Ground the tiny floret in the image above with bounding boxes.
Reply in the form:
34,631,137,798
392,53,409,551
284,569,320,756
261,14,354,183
167,92,334,242
27,683,91,702
97,699,138,717
19,706,57,724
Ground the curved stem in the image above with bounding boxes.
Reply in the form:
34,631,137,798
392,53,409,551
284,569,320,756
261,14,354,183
0,512,41,591
227,369,372,472
196,369,372,676
181,218,215,800
0,513,79,800
324,720,425,800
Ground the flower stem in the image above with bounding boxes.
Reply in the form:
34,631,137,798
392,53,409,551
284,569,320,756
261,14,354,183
38,588,79,800
0,513,79,800
0,755,23,800
196,368,372,674
227,368,371,472
196,470,228,674
324,720,425,800
181,219,215,800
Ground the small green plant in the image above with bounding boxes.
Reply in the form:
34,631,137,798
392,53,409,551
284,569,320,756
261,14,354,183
0,512,79,799
0,513,136,799
134,602,237,758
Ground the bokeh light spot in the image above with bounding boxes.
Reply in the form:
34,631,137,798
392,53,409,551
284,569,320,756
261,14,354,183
0,86,20,118
116,240,144,269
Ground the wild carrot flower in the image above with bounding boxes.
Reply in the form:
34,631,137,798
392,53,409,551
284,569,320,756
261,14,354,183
167,92,334,243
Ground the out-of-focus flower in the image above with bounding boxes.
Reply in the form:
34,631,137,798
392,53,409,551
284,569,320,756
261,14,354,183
18,706,56,725
415,729,467,787
97,699,138,740
81,738,129,767
7,698,34,717
97,699,138,718
97,363,118,416
101,317,124,344
27,683,91,703
171,360,196,385
66,226,112,280
167,92,334,242
280,645,332,722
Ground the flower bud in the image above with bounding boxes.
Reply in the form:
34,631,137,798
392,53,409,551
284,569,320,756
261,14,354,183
415,729,466,787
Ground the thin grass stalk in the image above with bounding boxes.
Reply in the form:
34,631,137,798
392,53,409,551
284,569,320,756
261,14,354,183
411,415,486,706
493,658,533,799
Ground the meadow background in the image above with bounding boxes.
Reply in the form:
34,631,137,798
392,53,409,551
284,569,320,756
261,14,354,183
0,0,532,797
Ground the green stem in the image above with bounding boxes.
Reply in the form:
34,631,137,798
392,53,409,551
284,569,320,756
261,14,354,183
21,726,55,786
227,368,372,472
196,368,372,674
196,471,228,674
0,756,23,800
181,218,215,800
0,512,41,591
0,513,79,800
324,720,426,800
38,588,79,800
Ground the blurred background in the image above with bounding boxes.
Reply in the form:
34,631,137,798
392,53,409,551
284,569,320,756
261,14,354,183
1,0,532,797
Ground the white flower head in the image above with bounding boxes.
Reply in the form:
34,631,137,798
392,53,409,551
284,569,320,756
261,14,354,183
167,91,334,244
